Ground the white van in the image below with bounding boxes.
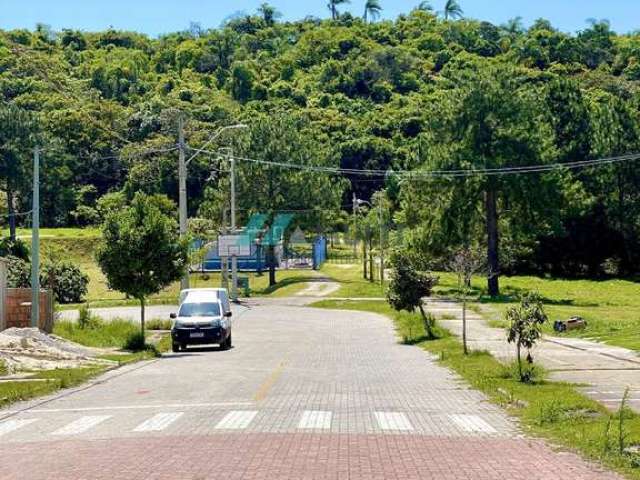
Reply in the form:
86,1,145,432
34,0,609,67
170,289,233,352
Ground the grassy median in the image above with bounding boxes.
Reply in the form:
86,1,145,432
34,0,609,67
312,299,640,479
0,317,171,409
319,262,640,352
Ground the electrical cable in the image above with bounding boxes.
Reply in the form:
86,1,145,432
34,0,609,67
189,147,640,178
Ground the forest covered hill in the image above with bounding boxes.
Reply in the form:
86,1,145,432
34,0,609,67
2,6,640,278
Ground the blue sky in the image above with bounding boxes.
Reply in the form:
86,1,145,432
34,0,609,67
2,0,639,36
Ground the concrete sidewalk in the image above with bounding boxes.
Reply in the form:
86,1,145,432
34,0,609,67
426,299,640,413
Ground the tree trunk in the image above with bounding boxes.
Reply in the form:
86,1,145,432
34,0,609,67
268,245,276,287
462,296,468,355
140,297,146,340
418,303,433,339
362,235,368,280
368,237,374,282
485,188,500,297
516,341,522,381
256,244,263,276
7,187,16,242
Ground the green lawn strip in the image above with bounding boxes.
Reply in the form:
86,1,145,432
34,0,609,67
432,271,640,352
0,319,172,409
54,319,140,348
311,299,640,478
0,366,108,408
319,263,388,298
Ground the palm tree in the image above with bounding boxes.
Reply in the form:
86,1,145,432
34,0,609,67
443,0,463,20
363,0,382,22
415,1,434,11
327,0,350,20
257,3,281,26
503,16,524,35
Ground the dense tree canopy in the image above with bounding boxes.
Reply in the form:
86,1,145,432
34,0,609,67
2,6,640,289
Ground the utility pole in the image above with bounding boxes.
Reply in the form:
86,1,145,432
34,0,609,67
379,201,384,288
221,208,229,290
178,116,189,291
31,147,40,329
182,124,247,297
229,149,239,302
352,193,357,259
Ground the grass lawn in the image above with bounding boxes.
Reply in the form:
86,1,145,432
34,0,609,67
434,272,640,352
10,228,315,308
319,262,640,352
54,319,142,348
0,315,171,409
320,263,388,298
0,366,108,408
312,299,640,479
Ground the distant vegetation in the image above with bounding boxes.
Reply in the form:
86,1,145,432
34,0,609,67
2,4,640,295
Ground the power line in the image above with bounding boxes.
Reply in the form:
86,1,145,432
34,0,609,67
0,210,33,218
190,148,640,178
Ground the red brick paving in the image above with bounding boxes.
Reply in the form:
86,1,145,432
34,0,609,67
0,433,621,480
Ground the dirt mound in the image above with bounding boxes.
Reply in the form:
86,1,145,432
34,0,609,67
0,328,108,375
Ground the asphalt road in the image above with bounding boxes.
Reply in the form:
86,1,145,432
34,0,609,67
0,304,620,480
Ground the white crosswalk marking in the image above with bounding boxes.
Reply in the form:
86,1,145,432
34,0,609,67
133,412,184,432
374,412,413,431
52,415,111,436
0,419,37,437
215,410,258,430
298,410,332,429
449,414,497,433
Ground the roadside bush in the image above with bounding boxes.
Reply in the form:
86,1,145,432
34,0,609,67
6,256,31,288
77,304,100,329
42,262,89,304
123,331,148,352
145,319,173,330
0,237,30,261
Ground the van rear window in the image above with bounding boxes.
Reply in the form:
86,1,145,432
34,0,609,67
178,302,221,317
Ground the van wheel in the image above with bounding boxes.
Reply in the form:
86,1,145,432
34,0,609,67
172,342,180,353
226,333,232,349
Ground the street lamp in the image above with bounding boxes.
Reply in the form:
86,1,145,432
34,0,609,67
178,123,248,291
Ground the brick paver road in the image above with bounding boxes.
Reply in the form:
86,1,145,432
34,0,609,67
0,305,620,479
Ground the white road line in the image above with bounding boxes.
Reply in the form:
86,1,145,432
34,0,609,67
449,414,497,433
133,412,184,432
215,410,258,430
0,419,37,437
52,415,111,436
374,412,413,431
2,402,254,414
298,411,332,429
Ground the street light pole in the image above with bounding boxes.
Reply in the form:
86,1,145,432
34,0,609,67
31,147,40,328
229,149,239,303
178,116,189,291
379,201,384,288
177,122,247,295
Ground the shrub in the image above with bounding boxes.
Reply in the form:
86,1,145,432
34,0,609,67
123,331,148,352
0,237,30,261
387,250,439,339
42,262,90,304
145,319,173,330
77,304,100,329
6,256,31,288
506,293,548,383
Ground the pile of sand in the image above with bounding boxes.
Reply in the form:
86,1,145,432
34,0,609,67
0,328,109,375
